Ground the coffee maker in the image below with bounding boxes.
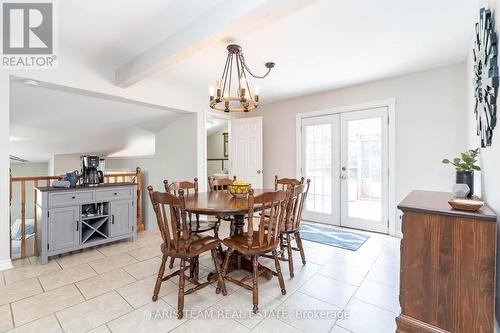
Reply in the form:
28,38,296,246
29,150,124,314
81,156,104,186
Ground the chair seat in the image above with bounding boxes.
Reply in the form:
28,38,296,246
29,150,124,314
162,234,221,257
223,231,278,255
189,220,218,233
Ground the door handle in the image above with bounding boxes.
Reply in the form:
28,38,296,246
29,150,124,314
76,221,79,231
112,215,115,224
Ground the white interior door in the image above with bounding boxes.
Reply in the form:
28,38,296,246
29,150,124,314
340,107,389,233
230,116,263,188
301,115,340,224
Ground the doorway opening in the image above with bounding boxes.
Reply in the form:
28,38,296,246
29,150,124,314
206,116,231,184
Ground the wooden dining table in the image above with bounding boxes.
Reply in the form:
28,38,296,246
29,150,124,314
183,189,274,279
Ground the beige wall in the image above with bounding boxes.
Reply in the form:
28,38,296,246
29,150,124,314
249,63,468,229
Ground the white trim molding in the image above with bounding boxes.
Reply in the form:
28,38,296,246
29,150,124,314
295,98,398,236
0,259,13,272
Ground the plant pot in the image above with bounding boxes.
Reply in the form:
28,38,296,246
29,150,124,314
456,171,474,197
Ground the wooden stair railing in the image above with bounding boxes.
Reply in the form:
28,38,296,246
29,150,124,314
9,167,144,259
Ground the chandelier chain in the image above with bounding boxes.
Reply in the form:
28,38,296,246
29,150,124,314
240,53,272,79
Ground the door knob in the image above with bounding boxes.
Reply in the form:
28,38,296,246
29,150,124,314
341,166,347,171
257,170,262,174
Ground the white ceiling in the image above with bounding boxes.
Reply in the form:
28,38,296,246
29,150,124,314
141,0,477,104
10,80,183,162
11,0,478,161
59,0,224,70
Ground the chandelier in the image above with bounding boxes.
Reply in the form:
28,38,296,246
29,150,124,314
209,44,274,112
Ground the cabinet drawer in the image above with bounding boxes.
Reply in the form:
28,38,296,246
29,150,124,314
96,187,133,201
49,191,94,207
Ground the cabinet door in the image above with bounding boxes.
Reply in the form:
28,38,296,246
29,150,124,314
110,200,133,237
48,206,80,252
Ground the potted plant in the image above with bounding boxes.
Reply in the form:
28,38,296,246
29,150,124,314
442,148,481,196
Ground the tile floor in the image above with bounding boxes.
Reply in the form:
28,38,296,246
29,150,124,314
0,223,401,333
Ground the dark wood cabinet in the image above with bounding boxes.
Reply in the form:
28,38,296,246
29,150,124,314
397,190,497,333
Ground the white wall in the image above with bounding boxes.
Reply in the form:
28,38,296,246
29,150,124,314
0,73,10,267
207,127,228,159
52,153,81,176
207,126,228,176
249,63,468,232
105,157,155,230
467,0,500,324
10,162,49,177
150,113,199,193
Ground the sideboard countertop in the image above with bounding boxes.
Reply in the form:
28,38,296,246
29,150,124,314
398,190,496,221
36,182,136,192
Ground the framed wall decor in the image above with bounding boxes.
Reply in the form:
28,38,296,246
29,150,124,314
223,132,228,157
474,7,499,147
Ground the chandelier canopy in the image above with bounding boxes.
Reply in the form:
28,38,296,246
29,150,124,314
209,44,274,112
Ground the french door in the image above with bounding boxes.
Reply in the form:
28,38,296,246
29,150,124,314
301,107,389,233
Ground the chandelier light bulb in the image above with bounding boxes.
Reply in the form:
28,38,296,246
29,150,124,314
209,86,215,96
254,85,259,96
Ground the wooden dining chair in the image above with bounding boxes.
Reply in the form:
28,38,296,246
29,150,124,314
147,186,227,319
278,179,311,278
221,188,291,313
274,175,304,190
208,176,237,229
164,178,219,275
208,176,236,192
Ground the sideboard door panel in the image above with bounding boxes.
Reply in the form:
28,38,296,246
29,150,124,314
110,200,133,237
398,190,496,333
48,206,80,252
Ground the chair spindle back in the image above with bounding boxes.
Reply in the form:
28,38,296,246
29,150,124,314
164,178,199,195
284,179,311,231
208,176,236,192
148,186,191,253
274,175,304,191
246,189,290,249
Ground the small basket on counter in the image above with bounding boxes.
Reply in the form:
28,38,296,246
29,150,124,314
448,198,484,212
228,183,251,198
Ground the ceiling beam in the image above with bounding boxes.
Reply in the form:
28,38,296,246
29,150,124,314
115,0,315,88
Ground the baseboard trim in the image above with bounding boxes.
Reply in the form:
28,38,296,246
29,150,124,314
0,258,13,271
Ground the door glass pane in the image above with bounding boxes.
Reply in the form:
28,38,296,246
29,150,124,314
346,118,382,221
304,123,332,214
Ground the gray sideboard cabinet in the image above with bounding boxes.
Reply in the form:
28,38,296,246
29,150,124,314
35,183,137,264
